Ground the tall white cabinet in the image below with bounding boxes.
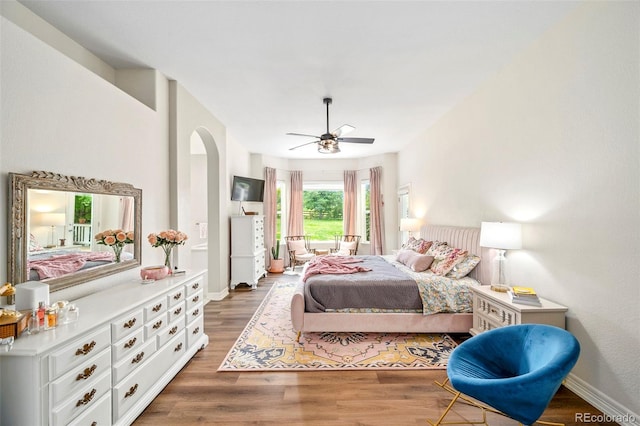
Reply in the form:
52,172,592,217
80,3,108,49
230,215,266,290
0,271,208,426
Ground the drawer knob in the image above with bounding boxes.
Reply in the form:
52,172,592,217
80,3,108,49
91,422,97,426
153,320,163,329
173,307,182,315
124,318,137,329
124,337,137,349
76,388,96,407
174,342,183,352
152,303,163,312
192,282,200,290
125,383,139,398
173,292,182,300
76,364,97,381
192,295,200,303
75,341,96,356
192,309,200,317
193,326,200,335
131,351,145,364
169,326,178,335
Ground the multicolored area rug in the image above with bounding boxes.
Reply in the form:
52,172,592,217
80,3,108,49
218,281,457,371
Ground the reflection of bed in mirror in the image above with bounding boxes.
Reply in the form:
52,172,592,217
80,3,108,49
27,246,134,281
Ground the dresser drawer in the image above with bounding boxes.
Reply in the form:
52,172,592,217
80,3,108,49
49,326,111,380
157,316,185,348
111,328,145,364
50,347,111,406
111,309,144,342
186,314,204,348
186,289,203,311
66,391,111,426
474,296,518,327
112,337,157,384
185,278,203,296
144,312,168,340
167,286,185,308
186,303,203,324
143,295,167,322
113,331,186,422
51,369,111,426
168,301,185,323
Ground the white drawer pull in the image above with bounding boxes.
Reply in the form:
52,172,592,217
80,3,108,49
123,318,137,329
76,364,97,381
75,341,96,356
124,337,137,349
76,388,96,407
125,383,138,398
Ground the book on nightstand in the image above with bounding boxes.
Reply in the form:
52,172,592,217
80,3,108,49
508,286,542,307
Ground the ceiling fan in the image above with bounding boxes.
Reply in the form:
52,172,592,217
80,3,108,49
287,97,375,154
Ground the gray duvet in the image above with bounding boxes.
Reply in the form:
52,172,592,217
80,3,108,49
303,255,422,312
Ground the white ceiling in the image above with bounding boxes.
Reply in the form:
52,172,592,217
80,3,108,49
20,1,578,159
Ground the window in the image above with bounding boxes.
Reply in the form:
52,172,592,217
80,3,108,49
276,180,284,241
303,182,343,240
361,180,370,242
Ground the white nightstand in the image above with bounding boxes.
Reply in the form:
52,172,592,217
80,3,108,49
470,285,568,335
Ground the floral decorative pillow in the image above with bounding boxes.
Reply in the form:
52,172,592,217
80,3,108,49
446,254,481,279
425,241,449,257
29,233,43,252
430,248,468,276
404,237,432,254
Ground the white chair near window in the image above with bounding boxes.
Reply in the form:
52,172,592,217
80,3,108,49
330,235,360,256
285,235,316,270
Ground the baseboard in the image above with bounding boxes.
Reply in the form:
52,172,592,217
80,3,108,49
207,287,229,301
564,373,639,425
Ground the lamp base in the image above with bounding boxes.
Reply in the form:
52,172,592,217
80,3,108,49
490,284,510,293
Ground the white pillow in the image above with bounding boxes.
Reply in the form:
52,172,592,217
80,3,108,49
288,239,307,255
339,241,357,254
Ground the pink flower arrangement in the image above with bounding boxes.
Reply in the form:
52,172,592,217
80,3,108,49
148,229,188,270
95,229,134,262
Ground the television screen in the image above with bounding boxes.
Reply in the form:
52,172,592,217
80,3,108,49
231,176,265,202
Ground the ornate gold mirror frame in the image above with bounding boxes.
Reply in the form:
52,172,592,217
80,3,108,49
8,171,142,292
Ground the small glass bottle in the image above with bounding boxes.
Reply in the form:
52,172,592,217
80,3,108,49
28,309,39,334
44,307,57,330
38,301,46,327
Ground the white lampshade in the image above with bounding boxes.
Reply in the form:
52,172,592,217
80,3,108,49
400,218,421,232
480,222,522,250
33,212,66,227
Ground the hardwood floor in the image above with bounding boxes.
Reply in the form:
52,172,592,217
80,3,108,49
134,274,616,426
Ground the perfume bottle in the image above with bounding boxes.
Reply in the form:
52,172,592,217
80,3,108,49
28,309,39,334
37,301,46,327
44,307,57,330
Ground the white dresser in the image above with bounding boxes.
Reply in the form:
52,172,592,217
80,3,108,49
0,271,208,426
230,215,266,290
470,285,568,335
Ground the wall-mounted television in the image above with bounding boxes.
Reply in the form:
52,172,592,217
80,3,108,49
231,175,265,202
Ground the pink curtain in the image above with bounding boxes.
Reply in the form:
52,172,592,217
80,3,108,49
264,167,277,266
343,170,357,234
287,170,304,236
369,166,384,254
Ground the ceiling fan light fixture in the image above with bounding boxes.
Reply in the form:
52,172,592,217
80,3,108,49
318,140,340,154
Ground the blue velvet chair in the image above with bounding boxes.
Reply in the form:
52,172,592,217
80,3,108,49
429,324,580,426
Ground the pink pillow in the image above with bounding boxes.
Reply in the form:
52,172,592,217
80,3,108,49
430,248,468,276
396,249,434,272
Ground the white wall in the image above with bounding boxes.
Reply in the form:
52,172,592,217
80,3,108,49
398,2,639,419
0,13,170,301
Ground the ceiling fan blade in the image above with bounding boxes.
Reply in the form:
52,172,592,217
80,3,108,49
332,124,355,137
289,140,320,150
336,137,375,144
286,132,321,138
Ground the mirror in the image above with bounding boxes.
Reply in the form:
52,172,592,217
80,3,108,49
8,171,142,292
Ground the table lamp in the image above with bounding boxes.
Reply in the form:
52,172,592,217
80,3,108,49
479,222,522,292
400,218,421,239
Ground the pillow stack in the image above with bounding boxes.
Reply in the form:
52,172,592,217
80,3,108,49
396,237,480,278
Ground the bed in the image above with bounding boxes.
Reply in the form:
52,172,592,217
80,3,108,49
291,225,492,335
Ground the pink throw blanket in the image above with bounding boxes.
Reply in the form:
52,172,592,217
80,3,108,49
29,252,115,279
302,256,372,282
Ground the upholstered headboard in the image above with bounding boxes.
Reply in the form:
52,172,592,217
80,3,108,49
422,224,491,285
